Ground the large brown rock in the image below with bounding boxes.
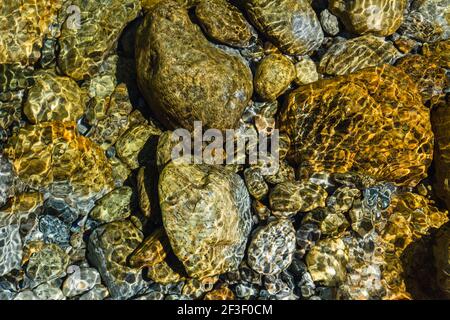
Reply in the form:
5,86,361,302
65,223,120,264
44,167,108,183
136,1,253,131
158,163,253,278
278,65,433,187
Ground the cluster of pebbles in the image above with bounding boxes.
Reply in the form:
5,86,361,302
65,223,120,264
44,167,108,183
0,0,449,300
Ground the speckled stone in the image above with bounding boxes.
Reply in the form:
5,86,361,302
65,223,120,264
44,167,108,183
89,187,132,223
294,56,319,85
195,0,254,48
136,1,253,131
319,35,401,76
159,163,253,278
57,0,141,80
87,220,146,299
279,65,433,187
23,70,87,123
33,282,65,300
244,167,269,200
245,0,324,55
329,0,407,36
247,219,296,276
0,154,15,207
254,54,296,101
320,9,340,36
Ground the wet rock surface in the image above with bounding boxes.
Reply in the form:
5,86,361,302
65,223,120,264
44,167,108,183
279,65,433,187
0,0,449,301
159,163,253,278
136,0,253,131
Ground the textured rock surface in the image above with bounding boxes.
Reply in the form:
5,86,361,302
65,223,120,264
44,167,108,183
399,0,450,43
432,105,450,209
295,57,319,85
195,0,254,48
279,65,433,187
4,122,114,203
58,0,141,80
254,54,296,101
245,0,324,55
159,163,253,278
62,266,102,298
129,229,168,269
396,54,448,106
89,187,132,223
329,0,407,36
136,1,253,131
269,181,327,217
247,219,296,275
87,220,146,299
0,0,62,65
306,237,348,286
26,243,69,286
115,124,161,170
319,35,401,76
320,9,340,36
23,70,87,123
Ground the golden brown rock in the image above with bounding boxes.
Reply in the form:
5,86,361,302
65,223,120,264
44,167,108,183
23,70,87,123
195,0,254,48
4,122,114,200
319,35,401,76
254,54,296,101
245,0,324,55
329,0,407,36
396,54,448,106
423,40,450,69
136,1,253,131
204,286,235,300
383,193,449,253
278,65,433,187
0,0,62,65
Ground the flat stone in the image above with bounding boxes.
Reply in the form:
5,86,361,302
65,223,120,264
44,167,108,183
89,187,132,223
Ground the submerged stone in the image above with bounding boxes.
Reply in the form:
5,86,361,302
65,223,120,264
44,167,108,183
159,163,253,278
279,65,433,187
245,0,324,55
136,1,253,131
